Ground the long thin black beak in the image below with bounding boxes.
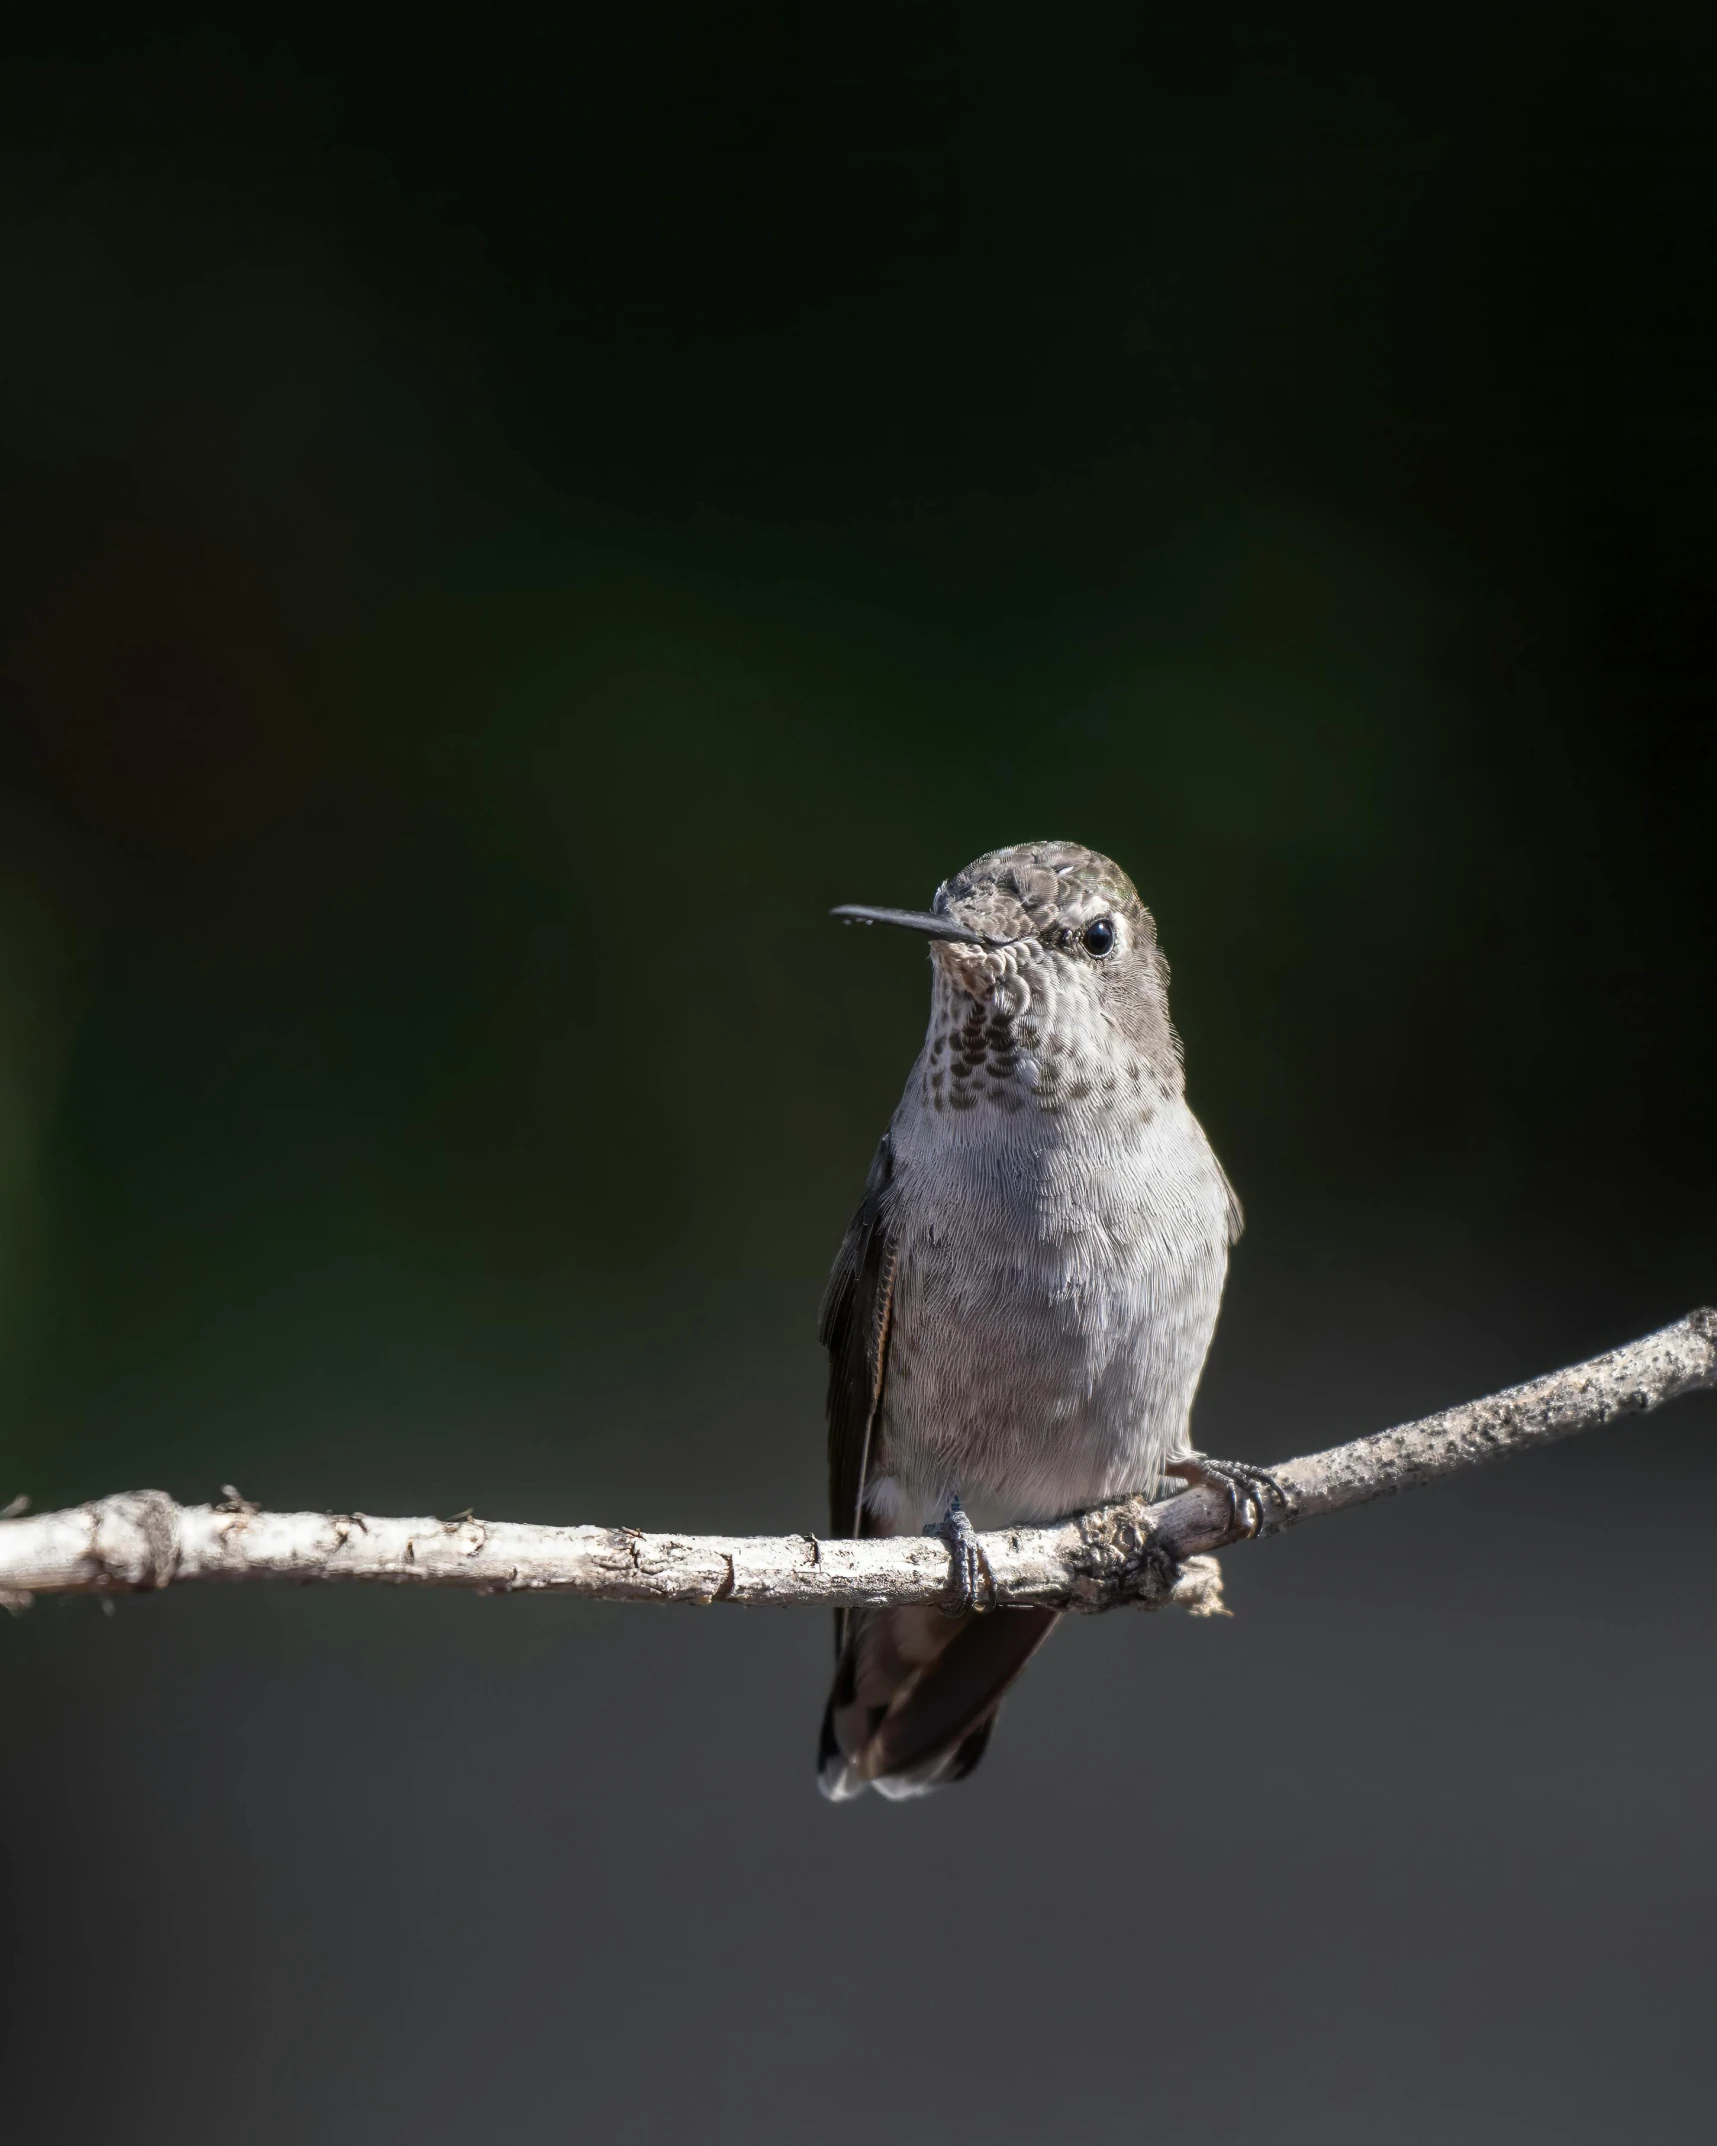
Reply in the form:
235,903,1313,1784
830,903,1016,949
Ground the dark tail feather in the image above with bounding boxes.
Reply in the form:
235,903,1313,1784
818,1604,1059,1801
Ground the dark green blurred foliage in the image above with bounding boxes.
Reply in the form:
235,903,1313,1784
2,6,1715,1507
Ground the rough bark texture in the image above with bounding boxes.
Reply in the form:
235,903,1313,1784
2,1310,1712,1617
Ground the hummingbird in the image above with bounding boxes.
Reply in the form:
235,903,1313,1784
818,839,1279,1800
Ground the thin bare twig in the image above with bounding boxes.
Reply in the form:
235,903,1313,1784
1,1310,1712,1618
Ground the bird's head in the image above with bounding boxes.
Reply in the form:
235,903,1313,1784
834,839,1183,1115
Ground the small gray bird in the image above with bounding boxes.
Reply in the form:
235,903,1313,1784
818,838,1276,1800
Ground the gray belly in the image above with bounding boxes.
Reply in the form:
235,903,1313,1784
870,1098,1233,1530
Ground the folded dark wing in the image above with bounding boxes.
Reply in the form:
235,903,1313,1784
818,1132,899,1547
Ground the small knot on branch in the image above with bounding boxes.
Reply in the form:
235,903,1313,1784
1167,1555,1230,1618
91,1490,182,1592
1059,1496,1183,1612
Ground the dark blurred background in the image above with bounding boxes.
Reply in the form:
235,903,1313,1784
3,5,1715,2140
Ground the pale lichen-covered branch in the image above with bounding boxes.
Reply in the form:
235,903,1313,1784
2,1310,1712,1617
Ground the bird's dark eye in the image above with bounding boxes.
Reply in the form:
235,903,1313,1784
1081,917,1116,958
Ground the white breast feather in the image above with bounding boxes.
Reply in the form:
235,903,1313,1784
870,1061,1233,1531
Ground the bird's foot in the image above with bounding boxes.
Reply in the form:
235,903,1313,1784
923,1495,992,1614
1164,1453,1291,1539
